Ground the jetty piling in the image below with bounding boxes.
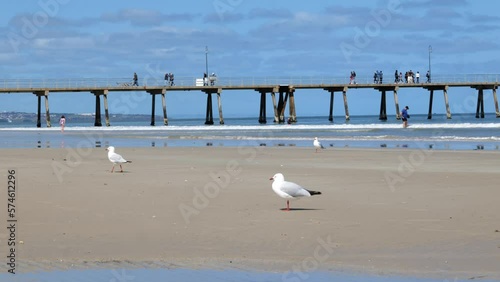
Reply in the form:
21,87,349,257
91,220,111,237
476,88,485,118
203,88,224,125
424,85,451,119
379,90,387,121
33,90,50,127
162,90,168,125
102,90,110,126
258,90,267,124
146,89,168,126
271,90,279,123
427,89,434,119
327,89,334,122
493,86,500,117
91,90,108,127
393,87,401,120
216,88,224,125
342,86,350,121
288,86,297,123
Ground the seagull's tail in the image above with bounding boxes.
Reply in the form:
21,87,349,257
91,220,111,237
306,189,322,196
321,144,325,149
126,161,132,163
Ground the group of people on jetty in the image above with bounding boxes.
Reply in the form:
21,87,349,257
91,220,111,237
128,72,218,87
349,70,431,84
394,70,431,84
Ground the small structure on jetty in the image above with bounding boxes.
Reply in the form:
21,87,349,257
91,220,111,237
1,76,499,127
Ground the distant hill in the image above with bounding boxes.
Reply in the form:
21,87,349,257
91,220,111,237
0,112,153,123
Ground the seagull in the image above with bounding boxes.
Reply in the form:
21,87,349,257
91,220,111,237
106,146,131,173
313,137,325,152
269,173,322,211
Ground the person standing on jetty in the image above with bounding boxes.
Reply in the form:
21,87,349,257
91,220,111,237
133,72,138,86
401,106,410,128
59,115,66,132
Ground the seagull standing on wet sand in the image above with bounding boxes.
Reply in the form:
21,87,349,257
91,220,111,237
313,137,325,152
270,173,322,211
106,146,131,173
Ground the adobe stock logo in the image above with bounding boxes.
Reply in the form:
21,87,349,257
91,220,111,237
339,0,403,63
213,0,243,20
6,0,71,53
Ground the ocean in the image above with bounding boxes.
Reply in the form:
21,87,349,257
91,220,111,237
0,114,499,150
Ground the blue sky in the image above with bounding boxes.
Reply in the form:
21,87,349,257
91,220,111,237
1,0,500,118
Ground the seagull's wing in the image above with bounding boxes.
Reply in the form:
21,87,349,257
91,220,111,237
109,152,127,163
280,181,311,197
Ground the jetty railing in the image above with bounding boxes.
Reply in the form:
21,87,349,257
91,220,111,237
1,74,499,90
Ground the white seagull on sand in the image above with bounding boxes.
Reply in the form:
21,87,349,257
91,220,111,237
270,173,322,211
313,137,325,152
106,146,131,173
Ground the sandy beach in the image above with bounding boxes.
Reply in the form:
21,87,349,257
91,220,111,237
0,146,499,279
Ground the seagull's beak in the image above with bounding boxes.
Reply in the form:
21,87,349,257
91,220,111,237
269,177,274,181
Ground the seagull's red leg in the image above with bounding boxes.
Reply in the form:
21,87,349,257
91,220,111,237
120,164,123,172
286,200,290,211
111,165,114,173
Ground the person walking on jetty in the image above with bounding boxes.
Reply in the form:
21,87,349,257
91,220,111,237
59,115,66,132
401,106,410,128
133,72,138,86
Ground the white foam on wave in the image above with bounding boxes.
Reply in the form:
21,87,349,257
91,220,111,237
1,122,499,132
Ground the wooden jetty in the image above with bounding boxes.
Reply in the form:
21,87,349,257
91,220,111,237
1,77,499,127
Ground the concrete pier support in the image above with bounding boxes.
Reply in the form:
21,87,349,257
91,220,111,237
476,88,485,118
217,89,224,125
324,87,346,122
342,86,350,121
161,91,168,125
376,86,403,120
33,90,50,127
102,91,110,126
379,90,387,121
146,89,167,126
203,88,224,125
94,94,102,126
258,91,267,124
493,87,500,117
424,85,451,119
427,90,434,119
37,95,41,128
288,87,297,123
91,90,110,127
443,86,452,119
393,87,401,120
150,92,156,126
44,95,51,127
271,92,278,123
328,90,334,122
205,93,214,125
281,92,289,123
276,86,290,123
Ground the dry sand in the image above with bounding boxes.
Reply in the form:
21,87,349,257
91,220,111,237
0,146,499,279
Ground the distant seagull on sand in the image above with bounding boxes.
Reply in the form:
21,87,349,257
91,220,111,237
106,146,131,173
270,173,322,211
313,137,325,152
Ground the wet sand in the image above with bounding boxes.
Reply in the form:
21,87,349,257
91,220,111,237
0,146,499,279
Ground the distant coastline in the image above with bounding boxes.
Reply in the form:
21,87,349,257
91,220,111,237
0,111,155,124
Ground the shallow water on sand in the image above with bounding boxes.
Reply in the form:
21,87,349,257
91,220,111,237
3,268,498,282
